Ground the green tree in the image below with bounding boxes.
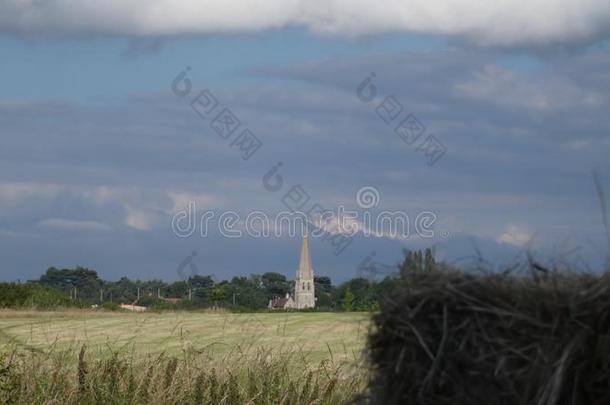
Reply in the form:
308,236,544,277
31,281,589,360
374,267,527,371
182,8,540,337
314,276,332,292
400,249,433,278
261,272,289,298
0,282,76,309
400,250,418,278
226,276,267,309
38,266,102,302
314,276,335,309
166,280,188,298
211,284,229,306
188,275,215,303
106,277,138,304
424,248,436,272
415,251,423,272
342,287,355,312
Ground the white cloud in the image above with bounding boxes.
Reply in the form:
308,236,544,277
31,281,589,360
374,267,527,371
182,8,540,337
2,0,610,47
124,208,157,231
0,181,195,232
455,64,607,110
0,182,62,205
498,224,533,246
38,218,110,231
167,191,220,215
311,211,414,241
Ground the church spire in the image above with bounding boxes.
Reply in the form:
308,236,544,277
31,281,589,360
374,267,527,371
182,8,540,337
294,222,315,309
297,223,313,279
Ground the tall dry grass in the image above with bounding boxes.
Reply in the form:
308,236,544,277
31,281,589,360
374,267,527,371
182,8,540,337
0,342,367,404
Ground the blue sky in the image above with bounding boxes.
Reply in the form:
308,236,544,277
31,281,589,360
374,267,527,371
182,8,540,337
1,1,610,282
0,30,446,100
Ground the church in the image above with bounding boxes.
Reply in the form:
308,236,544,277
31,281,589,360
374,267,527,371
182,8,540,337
268,227,315,310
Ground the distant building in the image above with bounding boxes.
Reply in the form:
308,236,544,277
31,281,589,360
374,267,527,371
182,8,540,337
268,226,316,310
294,225,315,309
268,293,295,310
119,304,147,312
160,297,181,305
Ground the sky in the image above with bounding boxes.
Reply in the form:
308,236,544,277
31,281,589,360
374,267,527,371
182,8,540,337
1,1,610,282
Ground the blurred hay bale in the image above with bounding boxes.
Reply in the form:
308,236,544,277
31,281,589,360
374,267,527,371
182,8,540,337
366,270,610,405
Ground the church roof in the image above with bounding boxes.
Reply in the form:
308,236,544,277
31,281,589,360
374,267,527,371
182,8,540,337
271,298,288,308
270,297,290,309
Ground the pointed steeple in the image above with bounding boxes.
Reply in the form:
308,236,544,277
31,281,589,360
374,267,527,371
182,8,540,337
297,223,313,279
294,223,315,309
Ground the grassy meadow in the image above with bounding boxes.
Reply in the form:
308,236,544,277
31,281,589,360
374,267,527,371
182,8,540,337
0,310,369,362
0,310,371,404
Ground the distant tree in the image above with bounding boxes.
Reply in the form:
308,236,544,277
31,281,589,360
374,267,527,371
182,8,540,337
166,280,189,298
226,276,267,309
211,284,229,306
107,277,138,304
314,276,335,309
0,282,76,309
348,278,378,310
38,266,102,303
400,249,435,278
342,287,355,312
375,275,401,300
139,279,166,300
400,251,415,278
315,291,334,309
188,275,215,303
424,248,436,272
188,275,215,289
20,246,442,312
261,272,289,298
314,276,332,292
415,251,423,272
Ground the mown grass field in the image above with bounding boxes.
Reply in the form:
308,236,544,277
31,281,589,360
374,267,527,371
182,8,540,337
0,310,369,364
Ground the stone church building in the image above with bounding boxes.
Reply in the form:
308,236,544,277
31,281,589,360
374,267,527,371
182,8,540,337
268,228,315,310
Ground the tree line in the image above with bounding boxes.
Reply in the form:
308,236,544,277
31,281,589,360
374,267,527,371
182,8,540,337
0,248,440,311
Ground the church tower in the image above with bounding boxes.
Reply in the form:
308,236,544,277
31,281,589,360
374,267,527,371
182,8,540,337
294,225,315,309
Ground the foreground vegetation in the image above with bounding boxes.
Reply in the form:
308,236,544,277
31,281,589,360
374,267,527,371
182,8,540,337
0,344,367,404
10,254,610,403
9,268,610,404
368,269,610,404
0,311,369,403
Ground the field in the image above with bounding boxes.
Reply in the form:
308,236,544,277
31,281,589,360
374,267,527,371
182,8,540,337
0,310,369,363
0,310,371,404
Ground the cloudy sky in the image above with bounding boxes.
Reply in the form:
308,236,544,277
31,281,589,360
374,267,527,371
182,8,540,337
1,1,610,282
